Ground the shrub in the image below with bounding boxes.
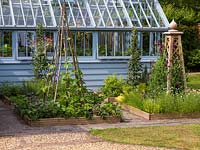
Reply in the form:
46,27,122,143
127,28,142,86
148,47,185,94
101,75,125,97
148,52,167,95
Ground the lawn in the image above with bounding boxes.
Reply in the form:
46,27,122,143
188,73,200,90
91,124,200,150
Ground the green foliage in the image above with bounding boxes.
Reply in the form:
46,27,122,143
187,49,200,72
122,91,200,114
94,102,122,119
161,1,200,25
141,65,149,84
148,53,167,95
161,1,200,71
32,24,48,79
148,48,185,94
163,4,198,25
101,75,125,97
0,83,22,97
179,25,200,71
9,91,121,120
127,28,142,86
1,77,122,120
143,99,160,114
170,60,185,93
22,80,45,97
123,90,143,110
10,95,63,121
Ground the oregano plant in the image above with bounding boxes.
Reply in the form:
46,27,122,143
127,28,142,86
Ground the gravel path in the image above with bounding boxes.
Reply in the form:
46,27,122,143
1,100,199,150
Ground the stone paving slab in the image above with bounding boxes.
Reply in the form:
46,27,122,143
82,109,200,130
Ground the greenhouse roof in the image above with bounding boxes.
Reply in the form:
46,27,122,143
0,0,169,31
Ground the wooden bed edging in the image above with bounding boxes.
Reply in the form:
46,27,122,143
24,116,121,127
107,97,200,120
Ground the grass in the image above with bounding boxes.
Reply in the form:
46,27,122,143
188,73,200,90
91,124,200,150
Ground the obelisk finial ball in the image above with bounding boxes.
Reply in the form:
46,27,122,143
169,19,177,30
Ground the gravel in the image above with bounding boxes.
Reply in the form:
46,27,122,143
0,133,174,150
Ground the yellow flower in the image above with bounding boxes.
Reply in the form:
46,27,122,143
116,95,124,102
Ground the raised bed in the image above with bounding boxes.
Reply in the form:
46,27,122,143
24,116,121,127
2,96,121,126
107,97,200,120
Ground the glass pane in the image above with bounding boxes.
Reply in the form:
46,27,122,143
100,7,113,27
77,1,92,27
12,2,25,26
133,3,149,27
85,32,93,56
107,1,122,27
51,0,61,25
20,0,35,26
70,2,84,27
42,4,53,26
66,7,75,26
124,1,140,27
18,32,35,57
0,32,3,56
45,32,54,56
142,32,150,55
0,1,4,25
88,0,104,27
33,4,45,25
98,32,114,56
88,0,123,27
98,32,106,56
90,8,102,27
98,31,132,57
2,0,13,25
152,3,165,27
23,4,34,26
76,32,84,55
75,32,92,56
0,31,12,57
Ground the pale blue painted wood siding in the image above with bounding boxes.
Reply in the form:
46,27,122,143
0,61,128,91
0,61,153,91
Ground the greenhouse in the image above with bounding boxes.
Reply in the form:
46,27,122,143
0,0,169,90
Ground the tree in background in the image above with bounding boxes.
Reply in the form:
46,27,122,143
160,0,200,71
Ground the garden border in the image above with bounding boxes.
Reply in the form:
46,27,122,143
107,97,200,120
